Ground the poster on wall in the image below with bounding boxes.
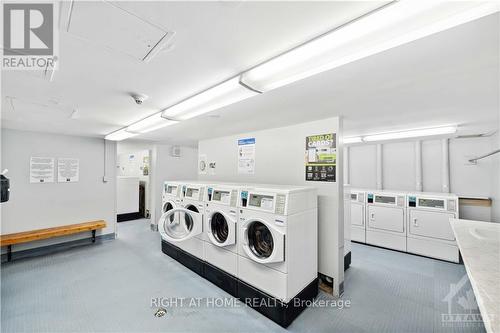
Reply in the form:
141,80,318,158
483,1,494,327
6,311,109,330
238,138,256,174
58,158,79,182
198,154,207,175
305,133,336,182
30,157,55,183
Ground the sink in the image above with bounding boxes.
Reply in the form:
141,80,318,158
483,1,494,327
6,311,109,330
469,227,499,241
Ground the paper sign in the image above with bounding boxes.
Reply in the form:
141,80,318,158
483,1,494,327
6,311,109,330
58,158,79,182
305,133,336,182
30,157,55,183
238,138,256,174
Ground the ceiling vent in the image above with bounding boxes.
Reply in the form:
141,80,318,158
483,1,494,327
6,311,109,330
171,146,181,158
65,1,174,62
3,97,76,121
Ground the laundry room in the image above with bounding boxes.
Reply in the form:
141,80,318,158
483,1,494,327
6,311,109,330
1,1,499,333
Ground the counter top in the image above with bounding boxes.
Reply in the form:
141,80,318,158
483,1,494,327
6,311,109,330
450,219,500,333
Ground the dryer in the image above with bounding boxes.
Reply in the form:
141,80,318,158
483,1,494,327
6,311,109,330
159,181,204,274
350,189,367,243
203,184,241,295
237,185,318,327
406,192,459,262
365,191,407,251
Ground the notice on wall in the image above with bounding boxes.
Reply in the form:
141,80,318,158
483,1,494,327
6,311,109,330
198,154,207,175
58,158,79,182
305,133,336,182
30,157,55,183
238,138,256,174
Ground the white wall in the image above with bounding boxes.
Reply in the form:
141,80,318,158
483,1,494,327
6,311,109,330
347,136,497,222
198,117,344,296
117,141,198,226
1,129,117,251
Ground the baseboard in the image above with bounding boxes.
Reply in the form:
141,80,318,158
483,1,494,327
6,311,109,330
117,212,143,222
237,278,318,328
203,262,238,297
1,233,115,264
344,251,351,271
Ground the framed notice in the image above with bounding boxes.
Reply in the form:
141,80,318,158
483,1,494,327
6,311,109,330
305,133,336,182
238,138,256,174
58,158,79,182
30,157,55,183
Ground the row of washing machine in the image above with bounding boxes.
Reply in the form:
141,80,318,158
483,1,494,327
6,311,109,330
159,181,318,327
349,189,460,262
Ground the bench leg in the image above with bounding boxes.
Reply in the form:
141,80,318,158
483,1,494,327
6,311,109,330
7,245,12,262
92,230,96,243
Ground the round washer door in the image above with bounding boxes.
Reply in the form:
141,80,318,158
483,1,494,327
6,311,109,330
242,219,284,264
158,207,202,242
207,211,236,247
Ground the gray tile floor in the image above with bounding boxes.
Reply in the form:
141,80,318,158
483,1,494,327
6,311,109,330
1,219,486,333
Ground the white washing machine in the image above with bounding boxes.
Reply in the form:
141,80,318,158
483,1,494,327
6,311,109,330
406,192,459,262
343,185,351,270
158,181,205,274
181,183,209,242
203,184,240,277
365,191,407,251
350,189,367,243
237,185,317,305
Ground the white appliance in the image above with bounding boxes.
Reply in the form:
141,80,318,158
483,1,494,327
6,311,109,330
365,191,407,251
343,185,351,270
158,181,204,261
350,189,367,243
237,185,317,303
204,184,240,277
406,192,459,262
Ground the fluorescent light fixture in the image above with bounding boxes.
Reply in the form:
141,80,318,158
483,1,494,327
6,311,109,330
344,137,363,144
363,126,457,142
240,1,499,92
162,77,259,120
126,112,178,134
105,128,138,141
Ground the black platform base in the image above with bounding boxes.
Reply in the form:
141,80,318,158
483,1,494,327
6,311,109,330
160,240,319,327
344,251,351,271
238,278,319,328
161,240,204,276
203,262,238,297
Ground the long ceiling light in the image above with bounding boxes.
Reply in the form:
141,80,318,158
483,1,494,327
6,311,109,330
240,1,499,92
363,126,457,142
161,77,259,121
105,128,138,141
126,113,178,134
343,137,363,144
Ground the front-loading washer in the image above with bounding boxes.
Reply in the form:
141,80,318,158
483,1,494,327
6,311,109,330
159,181,205,275
203,184,240,295
237,185,318,327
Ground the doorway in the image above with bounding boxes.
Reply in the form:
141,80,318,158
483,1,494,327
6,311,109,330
116,149,151,222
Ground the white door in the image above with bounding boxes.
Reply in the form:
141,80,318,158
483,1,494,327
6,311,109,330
242,219,285,264
158,208,202,243
207,210,236,247
409,210,456,241
351,203,364,227
367,206,404,233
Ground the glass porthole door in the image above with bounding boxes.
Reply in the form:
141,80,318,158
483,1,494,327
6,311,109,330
242,219,285,264
207,211,236,247
158,207,202,242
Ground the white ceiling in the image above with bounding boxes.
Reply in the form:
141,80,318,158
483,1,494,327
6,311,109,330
2,2,499,147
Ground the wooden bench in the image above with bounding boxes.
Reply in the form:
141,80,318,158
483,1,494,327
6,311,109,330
0,220,106,262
